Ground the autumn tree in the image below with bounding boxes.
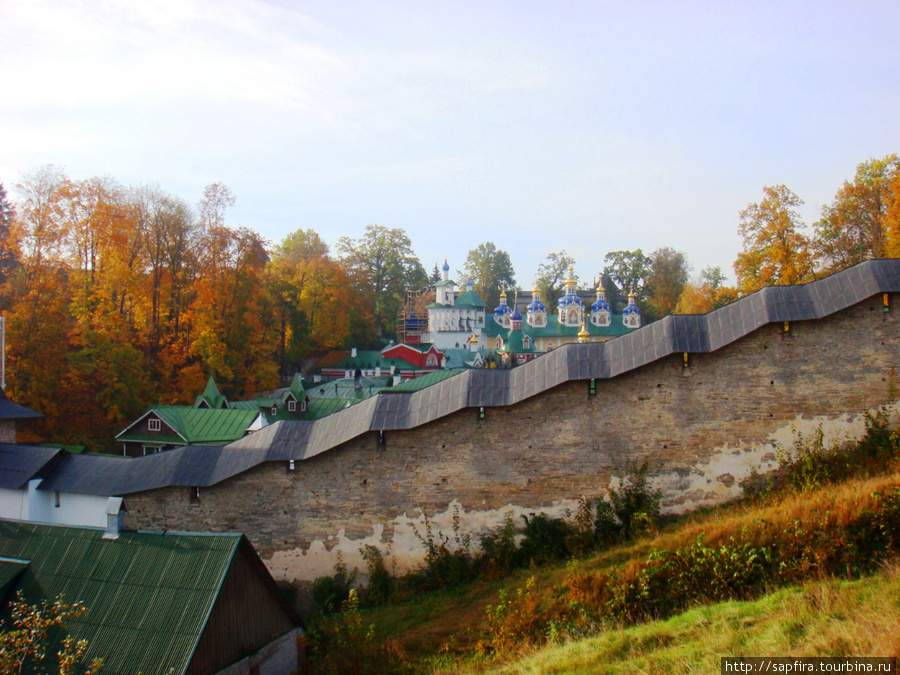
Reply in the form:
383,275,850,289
461,242,516,310
886,171,900,257
734,185,816,295
645,247,689,320
269,229,371,374
674,266,738,314
337,225,427,339
535,250,575,306
815,154,900,271
0,182,18,290
198,182,236,229
0,592,103,675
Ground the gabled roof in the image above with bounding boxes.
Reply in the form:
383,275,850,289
0,388,42,420
0,520,298,675
117,407,261,445
193,376,228,409
287,372,306,400
0,444,63,489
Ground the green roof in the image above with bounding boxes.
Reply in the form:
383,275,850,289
118,407,260,445
483,313,631,340
193,376,228,409
0,557,28,599
383,370,462,392
433,279,455,287
288,372,306,399
0,520,243,675
498,329,535,354
453,289,487,309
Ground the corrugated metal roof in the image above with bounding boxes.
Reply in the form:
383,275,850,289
0,557,29,598
14,260,900,496
0,520,242,675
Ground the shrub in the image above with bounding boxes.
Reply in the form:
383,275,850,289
608,461,661,541
360,545,392,605
310,553,356,615
475,577,546,656
519,513,570,566
478,513,518,578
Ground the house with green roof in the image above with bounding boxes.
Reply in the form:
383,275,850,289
115,406,264,457
0,519,302,675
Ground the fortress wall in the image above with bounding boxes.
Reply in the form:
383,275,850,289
126,295,900,584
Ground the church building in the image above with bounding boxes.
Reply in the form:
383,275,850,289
424,260,641,355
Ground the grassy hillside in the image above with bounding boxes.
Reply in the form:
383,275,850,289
475,566,900,674
305,411,900,673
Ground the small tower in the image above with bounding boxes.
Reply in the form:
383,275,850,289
557,264,584,327
622,290,642,329
493,288,512,328
526,284,547,328
590,280,612,327
577,320,590,343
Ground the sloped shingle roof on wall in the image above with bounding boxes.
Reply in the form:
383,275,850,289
22,259,900,496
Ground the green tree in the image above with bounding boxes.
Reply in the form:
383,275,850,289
734,185,815,295
461,242,516,310
534,250,575,307
814,154,900,272
646,247,689,320
602,249,651,305
337,225,427,339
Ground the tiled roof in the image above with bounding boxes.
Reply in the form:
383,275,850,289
21,260,900,496
0,520,243,675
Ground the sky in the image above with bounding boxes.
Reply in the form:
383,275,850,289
2,0,899,289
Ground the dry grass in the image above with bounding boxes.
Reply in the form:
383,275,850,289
474,562,900,675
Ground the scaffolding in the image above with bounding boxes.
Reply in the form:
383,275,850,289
396,290,430,345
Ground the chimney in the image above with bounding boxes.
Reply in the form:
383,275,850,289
103,497,125,539
351,347,357,358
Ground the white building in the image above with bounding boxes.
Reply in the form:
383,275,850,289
423,258,489,350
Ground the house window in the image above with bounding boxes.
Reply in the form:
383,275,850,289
54,491,60,508
189,487,200,506
148,418,161,432
288,399,296,412
300,401,307,412
271,405,278,416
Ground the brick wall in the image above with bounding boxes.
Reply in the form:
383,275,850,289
0,420,16,444
126,295,900,584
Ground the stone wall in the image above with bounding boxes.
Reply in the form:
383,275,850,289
126,295,900,584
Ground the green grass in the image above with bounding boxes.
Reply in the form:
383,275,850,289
473,564,900,674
